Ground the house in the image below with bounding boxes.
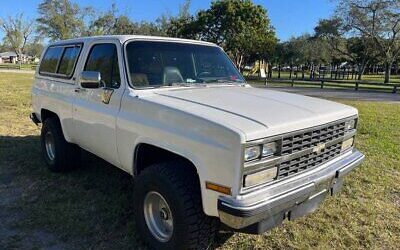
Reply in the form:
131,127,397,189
0,51,17,63
0,51,33,64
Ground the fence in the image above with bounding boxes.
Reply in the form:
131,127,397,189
0,64,21,70
0,64,38,71
247,77,400,94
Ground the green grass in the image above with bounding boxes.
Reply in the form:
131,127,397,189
0,72,399,249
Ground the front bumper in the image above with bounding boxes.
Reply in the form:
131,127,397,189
218,149,365,234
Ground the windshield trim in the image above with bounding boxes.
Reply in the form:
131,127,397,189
122,38,246,90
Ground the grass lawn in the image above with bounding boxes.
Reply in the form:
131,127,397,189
0,72,399,249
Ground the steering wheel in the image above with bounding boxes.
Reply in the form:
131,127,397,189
197,71,212,78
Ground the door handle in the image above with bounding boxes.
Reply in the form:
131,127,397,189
74,88,85,93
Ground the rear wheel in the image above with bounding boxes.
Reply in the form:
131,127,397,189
133,162,218,250
41,117,80,172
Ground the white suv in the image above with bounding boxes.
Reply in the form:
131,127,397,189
31,35,364,249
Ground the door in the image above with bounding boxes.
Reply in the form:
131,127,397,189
72,41,124,167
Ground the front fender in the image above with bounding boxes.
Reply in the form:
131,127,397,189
116,93,244,216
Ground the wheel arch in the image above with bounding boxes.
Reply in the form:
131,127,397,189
133,142,214,215
133,143,199,177
40,108,73,142
41,109,59,123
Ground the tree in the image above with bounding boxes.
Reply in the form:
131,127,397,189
0,13,34,65
169,0,277,70
164,0,195,38
87,3,168,36
0,42,10,52
273,35,332,79
25,39,44,58
86,4,138,35
36,0,84,40
315,17,377,80
337,0,400,83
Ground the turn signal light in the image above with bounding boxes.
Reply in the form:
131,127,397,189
206,182,231,195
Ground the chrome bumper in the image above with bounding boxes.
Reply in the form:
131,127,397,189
218,149,365,233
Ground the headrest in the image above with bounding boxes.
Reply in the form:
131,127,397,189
163,67,184,85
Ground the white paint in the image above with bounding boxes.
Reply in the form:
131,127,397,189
32,35,359,217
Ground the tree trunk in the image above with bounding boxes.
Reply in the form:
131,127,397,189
278,64,281,79
335,65,338,79
357,62,367,81
236,54,243,72
384,61,393,83
268,63,272,78
18,48,22,68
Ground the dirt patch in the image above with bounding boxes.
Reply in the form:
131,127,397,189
0,171,67,249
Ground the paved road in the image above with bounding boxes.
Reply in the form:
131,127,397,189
261,86,400,102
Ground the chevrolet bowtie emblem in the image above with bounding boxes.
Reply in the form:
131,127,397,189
313,143,326,154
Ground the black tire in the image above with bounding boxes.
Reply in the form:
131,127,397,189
40,117,80,172
133,162,218,250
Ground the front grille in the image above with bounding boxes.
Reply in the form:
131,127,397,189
277,121,346,179
281,121,346,155
278,143,342,178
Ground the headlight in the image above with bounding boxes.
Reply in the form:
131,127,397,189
243,167,277,187
341,137,354,151
244,146,261,161
262,142,277,157
345,119,356,131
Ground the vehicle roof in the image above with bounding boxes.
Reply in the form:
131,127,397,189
49,35,218,47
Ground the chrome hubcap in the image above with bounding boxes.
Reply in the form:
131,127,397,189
44,131,56,161
143,191,173,242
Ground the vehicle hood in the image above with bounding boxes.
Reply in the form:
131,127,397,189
139,86,357,141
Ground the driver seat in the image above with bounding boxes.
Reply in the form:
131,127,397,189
163,67,184,85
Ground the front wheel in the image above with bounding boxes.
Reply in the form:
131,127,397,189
133,162,218,250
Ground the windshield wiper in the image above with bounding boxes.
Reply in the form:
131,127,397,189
160,82,202,88
203,79,243,84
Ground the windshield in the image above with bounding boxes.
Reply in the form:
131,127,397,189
125,41,245,88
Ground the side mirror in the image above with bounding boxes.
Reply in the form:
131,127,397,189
80,71,102,88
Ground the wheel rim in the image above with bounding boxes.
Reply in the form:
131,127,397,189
44,131,56,161
143,191,173,242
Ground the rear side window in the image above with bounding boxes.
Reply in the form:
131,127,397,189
58,46,81,76
39,44,82,78
84,43,120,88
39,47,63,74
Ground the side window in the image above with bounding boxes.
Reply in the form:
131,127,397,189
39,47,64,74
84,43,120,88
58,46,81,76
39,44,82,77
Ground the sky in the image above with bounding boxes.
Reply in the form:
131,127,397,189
0,0,337,42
